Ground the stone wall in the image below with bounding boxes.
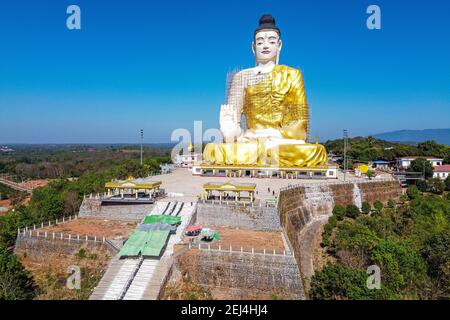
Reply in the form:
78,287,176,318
79,198,154,221
196,203,281,231
172,249,304,300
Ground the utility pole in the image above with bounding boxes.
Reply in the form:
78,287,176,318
140,129,144,166
343,129,348,181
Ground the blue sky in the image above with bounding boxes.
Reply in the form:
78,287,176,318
0,0,449,143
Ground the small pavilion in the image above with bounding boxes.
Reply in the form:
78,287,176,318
202,181,256,202
105,176,162,200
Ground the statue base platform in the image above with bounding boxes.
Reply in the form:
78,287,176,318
191,163,338,179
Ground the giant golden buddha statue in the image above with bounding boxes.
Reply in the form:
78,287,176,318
203,14,328,167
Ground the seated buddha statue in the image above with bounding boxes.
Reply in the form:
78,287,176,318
203,14,328,167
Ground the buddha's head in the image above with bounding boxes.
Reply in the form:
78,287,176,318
252,14,282,65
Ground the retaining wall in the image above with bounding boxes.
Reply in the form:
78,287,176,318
196,203,281,231
173,248,304,300
14,233,113,261
79,198,154,221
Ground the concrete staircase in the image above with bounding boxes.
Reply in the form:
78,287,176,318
123,259,159,300
90,201,197,300
90,258,140,300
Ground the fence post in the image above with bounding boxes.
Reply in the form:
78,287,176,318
94,236,97,243
53,232,55,240
241,246,243,253
85,235,88,242
60,233,63,240
17,228,20,236
68,234,71,242
229,245,232,253
33,224,36,230
29,230,32,236
252,247,254,254
77,234,80,242
273,249,276,255
62,216,65,223
219,245,221,251
264,248,266,255
56,218,58,224
103,237,105,243
37,231,39,237
41,222,43,228
45,232,47,238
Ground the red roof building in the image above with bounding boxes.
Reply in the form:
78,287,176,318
433,165,450,179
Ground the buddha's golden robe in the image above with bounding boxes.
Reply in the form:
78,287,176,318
203,65,328,167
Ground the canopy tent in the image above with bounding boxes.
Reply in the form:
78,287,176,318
186,224,202,233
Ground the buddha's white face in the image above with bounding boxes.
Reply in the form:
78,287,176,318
252,30,282,64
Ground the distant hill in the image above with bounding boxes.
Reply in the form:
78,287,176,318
373,129,450,145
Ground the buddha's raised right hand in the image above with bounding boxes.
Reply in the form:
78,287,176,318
220,104,241,142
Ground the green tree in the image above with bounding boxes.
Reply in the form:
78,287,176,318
387,199,396,208
346,204,360,219
406,185,420,200
361,202,371,214
366,170,376,180
0,248,36,300
332,204,346,221
408,158,433,179
416,179,428,192
445,176,450,191
370,239,428,296
373,200,383,213
422,231,450,298
427,178,445,195
310,263,392,300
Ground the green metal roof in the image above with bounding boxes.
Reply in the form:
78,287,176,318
143,215,181,225
118,230,170,258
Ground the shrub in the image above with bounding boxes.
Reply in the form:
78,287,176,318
406,185,420,200
399,194,409,203
428,178,445,195
366,170,376,180
445,176,450,191
374,200,383,213
416,179,428,193
346,204,360,219
0,248,36,300
361,202,371,214
387,199,396,208
76,248,87,259
310,263,389,300
322,216,338,247
332,204,346,221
